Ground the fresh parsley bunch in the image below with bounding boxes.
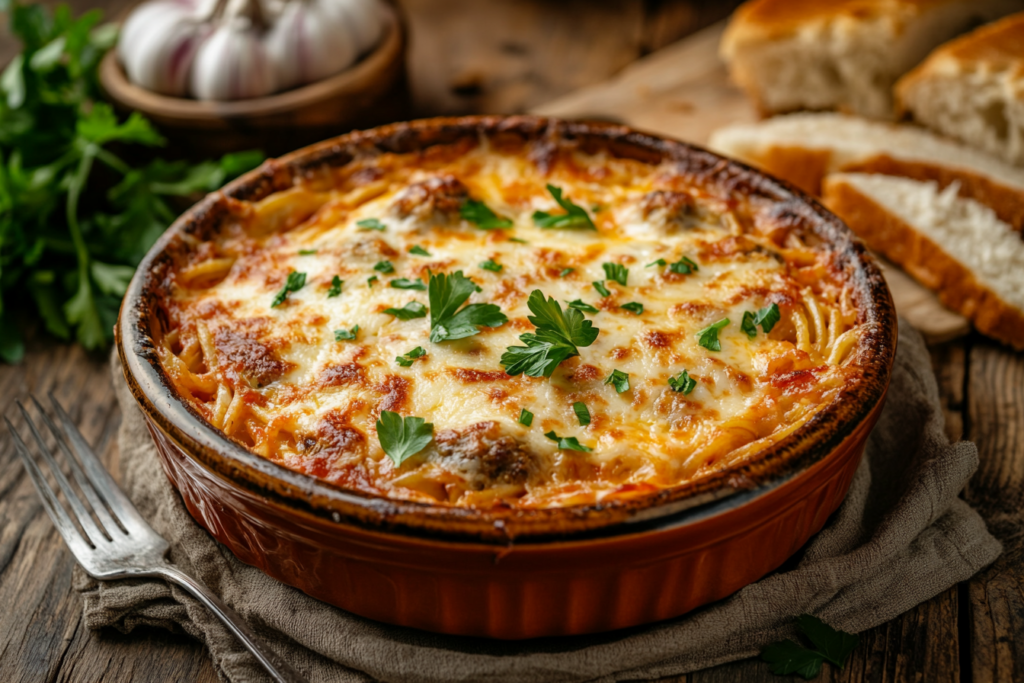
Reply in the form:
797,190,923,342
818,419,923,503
0,2,263,362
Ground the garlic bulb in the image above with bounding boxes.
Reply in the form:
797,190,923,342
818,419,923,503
117,0,387,101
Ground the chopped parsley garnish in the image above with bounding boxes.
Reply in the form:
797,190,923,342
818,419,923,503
479,259,503,273
566,300,599,314
668,369,696,394
509,237,529,244
460,198,513,229
602,262,628,286
271,271,306,307
646,259,667,268
518,408,534,427
376,411,433,465
697,318,730,352
428,271,508,342
334,326,359,342
532,184,596,230
383,301,427,320
670,255,699,275
500,290,600,378
558,268,574,277
408,245,431,257
593,281,611,297
357,218,386,231
573,401,591,426
367,275,378,288
544,430,592,452
620,302,644,315
298,249,317,255
373,260,395,274
390,278,427,291
604,369,630,393
327,276,343,298
395,346,426,367
742,303,782,339
761,614,860,680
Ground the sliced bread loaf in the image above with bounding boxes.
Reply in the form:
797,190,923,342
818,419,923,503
708,113,1024,230
896,12,1024,166
720,0,1024,120
823,172,1024,349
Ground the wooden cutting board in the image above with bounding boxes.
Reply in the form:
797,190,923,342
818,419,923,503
532,22,971,344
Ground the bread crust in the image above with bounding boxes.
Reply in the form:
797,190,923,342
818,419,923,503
739,146,1024,231
823,177,1024,349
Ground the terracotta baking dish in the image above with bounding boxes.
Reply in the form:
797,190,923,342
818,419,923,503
116,116,897,639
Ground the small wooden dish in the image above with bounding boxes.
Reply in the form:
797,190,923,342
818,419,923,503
99,5,410,157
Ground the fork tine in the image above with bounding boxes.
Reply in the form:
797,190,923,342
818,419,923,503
16,402,110,545
47,393,149,529
5,417,92,557
29,396,126,536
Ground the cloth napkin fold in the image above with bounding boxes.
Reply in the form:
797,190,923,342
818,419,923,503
76,321,1001,683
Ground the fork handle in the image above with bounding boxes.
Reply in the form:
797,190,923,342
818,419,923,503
150,565,309,683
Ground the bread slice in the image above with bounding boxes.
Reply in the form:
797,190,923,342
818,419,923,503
896,13,1024,165
823,172,1024,349
720,0,1024,120
707,112,1024,231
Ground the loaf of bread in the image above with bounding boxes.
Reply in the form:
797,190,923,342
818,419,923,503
823,173,1024,349
896,13,1024,165
708,113,1024,230
720,0,1024,120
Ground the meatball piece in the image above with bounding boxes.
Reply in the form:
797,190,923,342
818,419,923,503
434,421,532,488
392,175,469,222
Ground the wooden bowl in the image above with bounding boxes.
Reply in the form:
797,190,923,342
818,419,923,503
99,5,410,157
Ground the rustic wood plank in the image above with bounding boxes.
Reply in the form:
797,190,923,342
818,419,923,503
964,341,1024,683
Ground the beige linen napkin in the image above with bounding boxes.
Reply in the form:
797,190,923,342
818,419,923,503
76,321,1001,682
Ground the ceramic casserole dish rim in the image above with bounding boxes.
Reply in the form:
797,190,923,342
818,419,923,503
116,115,897,544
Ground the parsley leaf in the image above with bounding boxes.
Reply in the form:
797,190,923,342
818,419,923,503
509,237,528,244
428,271,508,342
357,218,386,231
327,276,343,298
518,408,534,427
390,278,426,291
409,245,431,257
621,302,644,315
566,299,599,314
376,411,433,465
479,259,503,273
374,260,395,274
500,290,600,377
367,276,379,288
544,430,592,452
271,272,306,307
383,301,427,320
395,346,426,367
602,262,628,286
742,303,781,339
670,255,699,275
593,281,611,297
334,326,359,341
604,369,630,393
460,198,513,229
696,318,730,351
532,184,596,230
761,614,860,680
559,268,574,277
668,370,696,394
646,259,666,268
573,401,591,426
298,248,317,255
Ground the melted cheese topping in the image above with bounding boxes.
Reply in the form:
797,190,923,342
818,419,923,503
156,139,863,509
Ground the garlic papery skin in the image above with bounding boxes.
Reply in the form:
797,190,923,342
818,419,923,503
264,0,358,91
118,0,212,96
190,16,277,101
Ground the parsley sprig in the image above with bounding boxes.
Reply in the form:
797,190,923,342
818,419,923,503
761,614,859,680
668,369,696,394
395,346,426,367
461,198,513,229
742,303,781,339
376,411,433,465
334,326,358,341
602,262,628,286
383,301,427,320
697,318,730,351
604,369,629,393
532,184,596,230
271,272,306,307
428,271,507,342
501,290,600,378
544,430,592,452
327,276,343,298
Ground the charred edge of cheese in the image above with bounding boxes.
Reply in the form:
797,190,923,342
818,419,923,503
155,141,864,510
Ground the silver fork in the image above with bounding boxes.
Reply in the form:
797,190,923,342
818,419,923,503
5,395,308,683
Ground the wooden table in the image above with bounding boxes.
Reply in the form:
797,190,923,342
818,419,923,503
2,2,1022,681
